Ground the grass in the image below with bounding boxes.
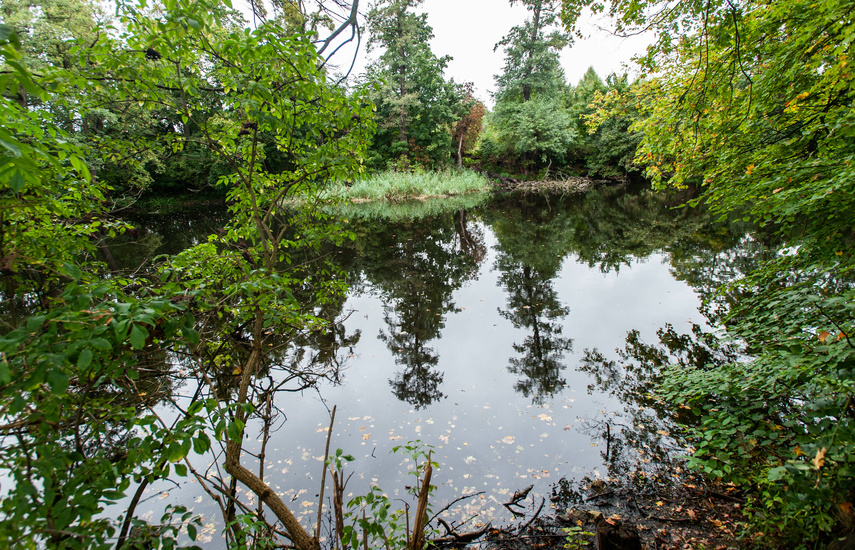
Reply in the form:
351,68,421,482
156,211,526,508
323,192,490,222
324,169,491,203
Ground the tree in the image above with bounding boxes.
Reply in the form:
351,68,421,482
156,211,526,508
0,0,376,548
486,0,574,174
364,0,465,168
579,72,641,179
494,0,569,103
561,0,855,543
451,83,485,169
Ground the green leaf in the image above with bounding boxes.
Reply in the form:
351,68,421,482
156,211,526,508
192,434,210,454
0,23,13,41
181,326,200,344
77,348,93,369
226,421,242,442
89,338,112,351
59,262,82,281
46,369,69,394
129,324,149,349
9,169,24,192
0,358,10,385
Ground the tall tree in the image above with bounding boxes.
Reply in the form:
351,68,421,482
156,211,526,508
486,0,574,174
494,0,569,103
365,0,465,168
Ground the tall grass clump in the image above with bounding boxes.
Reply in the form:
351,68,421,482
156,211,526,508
323,193,489,222
326,169,490,202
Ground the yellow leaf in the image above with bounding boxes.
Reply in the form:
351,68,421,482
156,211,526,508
794,445,805,457
232,367,241,375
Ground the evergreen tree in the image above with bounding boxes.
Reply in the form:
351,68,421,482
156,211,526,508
364,0,465,169
485,0,574,174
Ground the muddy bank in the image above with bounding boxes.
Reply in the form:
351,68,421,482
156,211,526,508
443,471,750,550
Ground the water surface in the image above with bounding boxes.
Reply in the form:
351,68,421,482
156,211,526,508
116,186,765,544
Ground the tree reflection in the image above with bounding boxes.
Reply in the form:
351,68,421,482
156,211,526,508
354,211,482,408
489,196,574,404
578,324,741,479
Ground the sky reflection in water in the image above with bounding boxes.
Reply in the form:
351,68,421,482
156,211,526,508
123,187,761,544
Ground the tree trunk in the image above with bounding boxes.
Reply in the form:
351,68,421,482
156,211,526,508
224,333,320,550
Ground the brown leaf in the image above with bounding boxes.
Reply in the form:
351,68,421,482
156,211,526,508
811,447,827,470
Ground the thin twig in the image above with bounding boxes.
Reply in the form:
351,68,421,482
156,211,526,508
316,404,337,539
427,491,485,525
516,497,546,534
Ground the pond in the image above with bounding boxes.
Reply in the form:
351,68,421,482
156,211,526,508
111,184,767,546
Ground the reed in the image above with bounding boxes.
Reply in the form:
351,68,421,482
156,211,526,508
326,169,490,202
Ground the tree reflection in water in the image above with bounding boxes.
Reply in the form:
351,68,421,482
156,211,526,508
579,324,743,480
489,197,574,404
354,211,484,408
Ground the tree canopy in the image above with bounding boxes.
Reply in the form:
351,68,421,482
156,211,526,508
562,0,855,543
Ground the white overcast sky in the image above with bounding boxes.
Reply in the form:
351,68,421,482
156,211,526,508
234,0,652,106
345,0,653,106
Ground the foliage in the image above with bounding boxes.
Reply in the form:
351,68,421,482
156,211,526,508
562,525,594,549
364,0,468,169
0,0,375,547
561,0,855,543
569,70,641,179
485,0,575,174
486,96,576,171
328,442,438,549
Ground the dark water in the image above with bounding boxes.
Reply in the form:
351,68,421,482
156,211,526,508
112,186,768,545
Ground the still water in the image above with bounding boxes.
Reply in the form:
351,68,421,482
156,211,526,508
114,185,764,544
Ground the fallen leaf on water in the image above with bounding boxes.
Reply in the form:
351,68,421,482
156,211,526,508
501,435,515,444
362,433,370,440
